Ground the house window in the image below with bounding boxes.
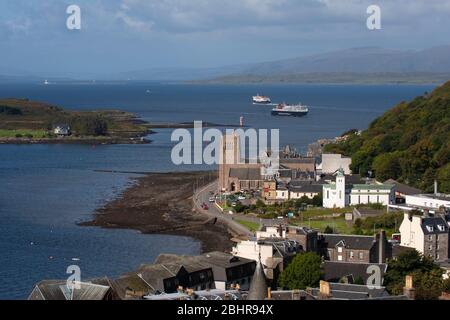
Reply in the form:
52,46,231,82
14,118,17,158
429,245,433,251
350,251,354,259
438,225,445,232
338,255,343,261
426,226,434,232
338,247,343,253
327,190,329,199
437,254,440,260
359,252,364,260
339,191,342,199
429,235,433,241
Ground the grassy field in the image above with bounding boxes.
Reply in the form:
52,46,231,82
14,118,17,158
292,217,353,234
0,129,47,138
235,219,260,232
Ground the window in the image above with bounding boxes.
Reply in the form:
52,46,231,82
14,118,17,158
339,191,342,199
429,235,433,241
426,225,434,232
338,255,343,261
438,225,445,232
359,252,364,260
327,190,329,199
338,247,343,253
350,251,354,259
429,245,433,251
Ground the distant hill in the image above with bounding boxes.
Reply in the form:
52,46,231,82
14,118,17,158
324,81,450,193
195,46,450,84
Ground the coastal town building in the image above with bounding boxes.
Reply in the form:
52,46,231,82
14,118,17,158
53,124,71,136
319,231,392,264
323,261,387,285
28,278,118,300
384,179,422,203
256,225,318,253
317,153,352,175
288,180,323,200
232,238,301,283
399,213,450,261
322,168,395,208
154,252,256,291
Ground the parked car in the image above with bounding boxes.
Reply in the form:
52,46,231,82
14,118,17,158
209,197,215,203
231,202,237,207
238,196,246,200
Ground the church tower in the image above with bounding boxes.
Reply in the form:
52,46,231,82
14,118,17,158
335,167,347,208
218,133,241,191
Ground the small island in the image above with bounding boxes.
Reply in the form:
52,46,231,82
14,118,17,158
0,98,152,144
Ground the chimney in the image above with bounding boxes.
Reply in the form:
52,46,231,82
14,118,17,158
434,180,438,196
319,280,332,299
403,275,416,300
378,230,386,264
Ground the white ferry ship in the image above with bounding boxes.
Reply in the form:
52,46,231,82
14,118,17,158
271,103,309,117
252,94,271,104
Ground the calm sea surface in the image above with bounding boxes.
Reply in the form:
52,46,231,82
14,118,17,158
0,83,435,299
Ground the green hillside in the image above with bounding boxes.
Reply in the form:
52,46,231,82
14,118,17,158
325,81,450,193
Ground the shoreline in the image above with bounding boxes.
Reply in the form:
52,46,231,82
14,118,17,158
79,171,235,253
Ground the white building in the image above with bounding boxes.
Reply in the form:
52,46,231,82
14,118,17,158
318,154,352,175
322,169,395,208
405,194,450,211
232,239,301,280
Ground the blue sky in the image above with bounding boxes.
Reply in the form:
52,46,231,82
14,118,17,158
1,0,450,75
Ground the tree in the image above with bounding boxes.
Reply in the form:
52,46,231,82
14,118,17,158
384,250,442,296
413,269,444,300
324,226,334,234
278,253,322,290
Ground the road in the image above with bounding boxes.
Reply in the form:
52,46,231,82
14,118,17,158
193,181,287,239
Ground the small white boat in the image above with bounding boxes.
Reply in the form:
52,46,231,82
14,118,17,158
252,94,271,104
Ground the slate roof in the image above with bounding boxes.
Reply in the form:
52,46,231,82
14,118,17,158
29,280,112,300
384,179,422,195
421,217,449,235
155,252,256,283
308,283,391,300
322,234,375,250
323,261,388,284
288,181,323,193
229,168,262,180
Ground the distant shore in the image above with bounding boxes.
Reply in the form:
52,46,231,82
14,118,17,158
80,171,234,253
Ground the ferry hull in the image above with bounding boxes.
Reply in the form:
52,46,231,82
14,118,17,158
271,110,308,117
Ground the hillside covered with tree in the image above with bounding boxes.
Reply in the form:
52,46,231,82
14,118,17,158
325,81,450,193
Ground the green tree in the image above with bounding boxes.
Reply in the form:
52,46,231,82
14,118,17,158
279,253,322,290
323,226,334,234
413,269,444,300
384,250,442,296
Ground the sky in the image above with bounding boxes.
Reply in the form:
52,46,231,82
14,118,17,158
1,0,450,76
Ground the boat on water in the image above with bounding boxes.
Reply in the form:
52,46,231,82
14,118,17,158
271,103,309,117
252,94,271,104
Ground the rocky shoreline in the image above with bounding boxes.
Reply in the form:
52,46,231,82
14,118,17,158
80,171,234,253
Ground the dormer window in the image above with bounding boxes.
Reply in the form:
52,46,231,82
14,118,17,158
426,225,434,232
437,225,445,232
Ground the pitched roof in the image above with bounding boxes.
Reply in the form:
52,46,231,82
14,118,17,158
288,181,323,193
322,234,375,250
323,261,388,284
29,280,112,300
421,217,449,235
384,179,422,195
308,283,390,300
